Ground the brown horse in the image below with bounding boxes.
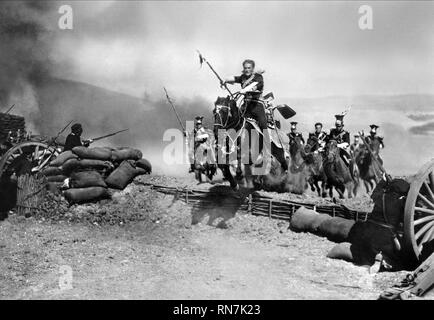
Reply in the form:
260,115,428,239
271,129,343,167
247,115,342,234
213,96,287,190
323,140,358,198
285,135,310,194
356,138,383,193
303,136,327,197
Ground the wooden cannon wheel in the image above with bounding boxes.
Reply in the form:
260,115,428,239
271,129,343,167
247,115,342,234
0,142,59,179
403,159,434,262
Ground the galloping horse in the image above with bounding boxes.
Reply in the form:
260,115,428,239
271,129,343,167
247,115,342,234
355,138,383,193
303,136,327,197
323,140,358,198
286,135,310,194
213,95,287,190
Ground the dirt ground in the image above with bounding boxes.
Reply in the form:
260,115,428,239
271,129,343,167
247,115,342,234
0,174,430,300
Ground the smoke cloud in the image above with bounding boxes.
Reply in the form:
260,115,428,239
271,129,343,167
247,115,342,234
0,1,55,131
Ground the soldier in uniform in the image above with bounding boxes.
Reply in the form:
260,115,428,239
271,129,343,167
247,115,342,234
189,116,210,173
308,122,327,152
287,122,305,144
350,134,361,155
326,114,351,165
64,123,92,152
366,124,384,151
223,59,269,163
222,59,266,130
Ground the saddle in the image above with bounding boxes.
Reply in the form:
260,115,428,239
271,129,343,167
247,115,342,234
244,118,284,149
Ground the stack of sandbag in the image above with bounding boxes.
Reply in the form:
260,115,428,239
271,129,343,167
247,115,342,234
40,151,76,192
289,206,355,243
41,146,152,204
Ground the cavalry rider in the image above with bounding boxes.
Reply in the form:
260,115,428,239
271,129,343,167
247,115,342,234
350,134,361,155
222,59,269,166
366,124,384,152
189,116,210,173
326,114,351,166
222,59,267,131
64,123,92,151
287,122,305,144
308,122,327,152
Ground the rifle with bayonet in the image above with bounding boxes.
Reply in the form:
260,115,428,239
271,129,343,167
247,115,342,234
87,128,129,144
4,104,15,114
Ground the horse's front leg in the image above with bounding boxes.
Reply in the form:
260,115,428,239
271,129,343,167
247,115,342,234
320,181,327,198
314,179,322,197
219,164,238,190
244,164,254,189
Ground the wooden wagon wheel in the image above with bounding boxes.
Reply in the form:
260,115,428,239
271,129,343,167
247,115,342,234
404,159,434,262
0,142,59,179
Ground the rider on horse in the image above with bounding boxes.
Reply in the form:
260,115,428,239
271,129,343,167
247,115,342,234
308,122,327,152
189,116,210,173
287,121,305,145
326,114,351,166
366,124,384,152
222,59,267,131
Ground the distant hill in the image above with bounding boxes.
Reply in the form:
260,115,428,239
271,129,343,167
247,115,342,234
32,77,210,146
25,78,433,175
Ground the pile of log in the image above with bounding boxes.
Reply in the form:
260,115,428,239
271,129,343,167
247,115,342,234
42,146,152,204
0,113,25,141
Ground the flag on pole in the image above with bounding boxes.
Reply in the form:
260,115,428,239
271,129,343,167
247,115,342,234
197,50,205,67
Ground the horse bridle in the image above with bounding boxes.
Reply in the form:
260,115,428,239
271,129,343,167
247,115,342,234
213,104,245,155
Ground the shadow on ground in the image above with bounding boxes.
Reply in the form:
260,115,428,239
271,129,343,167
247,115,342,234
190,185,253,228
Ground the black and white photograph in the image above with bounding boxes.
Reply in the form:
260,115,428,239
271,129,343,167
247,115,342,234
0,0,434,304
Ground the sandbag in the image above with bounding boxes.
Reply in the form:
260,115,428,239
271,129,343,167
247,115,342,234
70,170,107,188
50,151,78,167
289,207,332,233
61,158,80,175
46,182,62,194
318,217,355,243
136,158,152,174
105,160,140,190
62,158,113,175
327,243,354,262
46,175,68,183
111,147,143,162
41,166,63,177
72,146,113,161
63,187,109,204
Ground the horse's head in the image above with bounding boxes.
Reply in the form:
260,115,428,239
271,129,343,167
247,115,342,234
304,136,319,153
355,144,370,165
288,135,304,159
324,140,339,162
213,96,240,132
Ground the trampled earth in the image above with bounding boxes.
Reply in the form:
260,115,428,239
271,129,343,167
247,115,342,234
0,175,432,300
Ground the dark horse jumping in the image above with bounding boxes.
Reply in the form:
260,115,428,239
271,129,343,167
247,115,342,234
355,138,383,193
213,95,287,190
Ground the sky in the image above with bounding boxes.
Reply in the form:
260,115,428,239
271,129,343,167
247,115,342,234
48,0,434,100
